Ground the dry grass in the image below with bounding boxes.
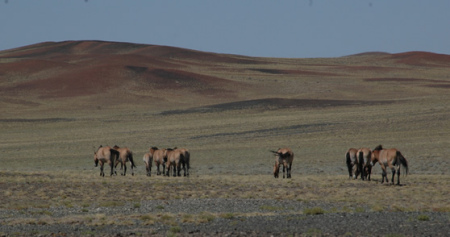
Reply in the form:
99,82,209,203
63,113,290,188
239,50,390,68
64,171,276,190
0,171,448,213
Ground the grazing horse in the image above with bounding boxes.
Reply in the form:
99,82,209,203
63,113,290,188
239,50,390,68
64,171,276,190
345,148,359,179
143,151,153,176
94,145,119,177
177,148,190,176
112,145,136,176
357,147,372,181
150,147,167,176
371,145,408,185
165,148,185,177
271,148,294,178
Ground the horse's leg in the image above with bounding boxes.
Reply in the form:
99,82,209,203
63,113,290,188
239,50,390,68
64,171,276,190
347,162,353,179
177,162,181,177
166,163,170,176
181,160,186,177
123,163,127,176
131,161,134,176
379,163,387,184
287,163,292,178
367,165,372,181
353,165,359,180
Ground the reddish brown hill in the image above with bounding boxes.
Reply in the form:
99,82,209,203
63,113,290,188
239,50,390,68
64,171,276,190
388,51,450,66
1,41,449,114
0,41,255,102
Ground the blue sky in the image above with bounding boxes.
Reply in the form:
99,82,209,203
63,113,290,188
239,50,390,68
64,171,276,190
1,0,449,58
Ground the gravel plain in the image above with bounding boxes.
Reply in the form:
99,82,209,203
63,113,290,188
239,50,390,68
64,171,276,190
1,199,448,236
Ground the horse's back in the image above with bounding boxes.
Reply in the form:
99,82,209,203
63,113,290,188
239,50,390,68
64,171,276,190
277,147,294,163
167,149,182,163
143,152,152,164
346,148,358,158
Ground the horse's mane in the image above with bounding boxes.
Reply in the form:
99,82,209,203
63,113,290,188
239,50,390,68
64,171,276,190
113,145,120,149
374,145,383,151
166,148,174,151
151,146,159,150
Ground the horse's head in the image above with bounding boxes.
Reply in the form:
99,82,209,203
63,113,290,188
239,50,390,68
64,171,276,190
373,145,383,151
150,147,158,153
273,162,280,178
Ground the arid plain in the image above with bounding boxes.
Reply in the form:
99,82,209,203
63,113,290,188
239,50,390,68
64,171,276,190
0,41,449,236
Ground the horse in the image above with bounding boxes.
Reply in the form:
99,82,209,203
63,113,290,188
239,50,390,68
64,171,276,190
271,148,294,178
94,145,119,177
142,151,153,176
150,147,167,176
371,145,409,185
165,148,185,177
357,147,372,181
112,145,136,176
345,148,359,179
177,148,190,176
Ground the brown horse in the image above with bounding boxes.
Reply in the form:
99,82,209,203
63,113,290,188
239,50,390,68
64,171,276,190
357,147,372,181
177,148,190,176
112,145,136,176
271,148,294,178
371,145,409,185
165,148,185,177
94,145,119,177
143,151,153,176
345,148,359,179
150,147,167,176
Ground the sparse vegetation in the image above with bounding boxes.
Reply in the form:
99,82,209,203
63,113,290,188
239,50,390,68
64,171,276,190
303,207,326,215
0,41,448,236
417,214,430,221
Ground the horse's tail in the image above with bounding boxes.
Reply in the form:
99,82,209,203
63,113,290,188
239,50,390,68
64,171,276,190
110,149,120,167
184,151,190,169
346,151,351,166
396,151,408,176
129,152,137,168
358,151,365,177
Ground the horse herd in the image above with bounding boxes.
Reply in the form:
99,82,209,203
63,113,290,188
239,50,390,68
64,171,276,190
346,145,409,185
94,144,408,185
93,145,190,177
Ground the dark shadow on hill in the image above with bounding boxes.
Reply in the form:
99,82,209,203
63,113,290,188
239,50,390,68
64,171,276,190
191,123,334,140
160,98,393,115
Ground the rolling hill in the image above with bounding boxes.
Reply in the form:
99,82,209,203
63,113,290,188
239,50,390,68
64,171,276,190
1,40,449,117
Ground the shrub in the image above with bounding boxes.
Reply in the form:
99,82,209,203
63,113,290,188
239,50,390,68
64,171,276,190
303,207,325,215
417,215,430,221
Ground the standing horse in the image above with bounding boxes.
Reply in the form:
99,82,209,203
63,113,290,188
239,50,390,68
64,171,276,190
150,147,167,176
345,148,359,179
371,145,408,185
143,151,153,176
165,148,185,177
271,148,294,178
357,147,372,181
177,148,190,176
94,145,119,177
112,145,136,176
